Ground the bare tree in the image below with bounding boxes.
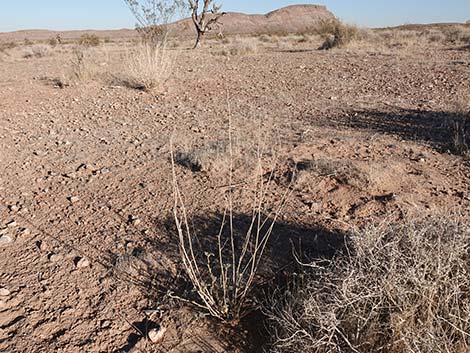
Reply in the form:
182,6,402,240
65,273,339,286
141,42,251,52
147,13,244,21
188,0,225,48
124,0,186,46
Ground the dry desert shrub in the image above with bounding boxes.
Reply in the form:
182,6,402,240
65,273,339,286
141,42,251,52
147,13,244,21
449,101,470,156
69,47,91,80
425,29,447,43
315,19,361,49
297,158,369,188
258,34,273,43
78,33,101,47
117,42,172,91
23,44,50,58
0,41,17,53
218,37,258,56
171,113,290,323
267,216,470,353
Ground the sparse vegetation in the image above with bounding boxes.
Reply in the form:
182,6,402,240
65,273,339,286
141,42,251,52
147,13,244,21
267,216,470,353
117,42,172,91
0,41,17,53
312,19,360,49
450,102,470,156
69,47,89,80
188,0,225,48
23,44,50,58
124,0,186,46
171,120,290,322
217,37,258,56
47,36,58,47
78,34,101,47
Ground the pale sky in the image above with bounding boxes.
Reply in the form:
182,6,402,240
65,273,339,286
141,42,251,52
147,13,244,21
0,1,469,32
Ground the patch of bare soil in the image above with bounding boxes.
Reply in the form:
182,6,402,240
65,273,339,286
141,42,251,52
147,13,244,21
0,33,469,352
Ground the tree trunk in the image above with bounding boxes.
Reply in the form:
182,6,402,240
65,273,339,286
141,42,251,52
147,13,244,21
194,29,203,49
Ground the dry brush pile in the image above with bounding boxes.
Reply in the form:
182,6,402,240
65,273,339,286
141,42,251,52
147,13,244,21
267,216,470,353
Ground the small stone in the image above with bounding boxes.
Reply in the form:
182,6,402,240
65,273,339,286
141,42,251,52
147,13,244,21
100,320,111,329
0,288,11,297
9,205,19,212
76,257,90,269
6,221,17,228
148,326,166,344
0,235,13,246
19,228,31,236
69,196,79,203
49,253,63,262
128,215,141,226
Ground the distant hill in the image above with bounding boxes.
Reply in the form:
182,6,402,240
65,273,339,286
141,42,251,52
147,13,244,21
0,4,335,42
170,4,335,36
377,22,470,31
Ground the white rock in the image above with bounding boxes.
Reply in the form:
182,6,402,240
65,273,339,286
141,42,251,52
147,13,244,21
0,288,11,296
0,235,13,246
76,257,90,268
69,196,79,203
148,327,166,344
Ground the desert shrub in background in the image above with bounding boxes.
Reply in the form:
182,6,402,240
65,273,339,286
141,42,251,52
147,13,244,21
0,41,17,53
227,37,258,55
47,36,58,47
314,19,360,49
124,0,187,47
78,34,101,47
258,34,273,43
267,216,470,353
70,47,90,80
425,29,447,43
23,44,50,58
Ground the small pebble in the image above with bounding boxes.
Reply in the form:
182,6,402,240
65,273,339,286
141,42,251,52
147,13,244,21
0,235,13,246
49,253,63,262
69,196,79,203
148,326,166,344
6,221,17,228
76,257,90,268
0,288,11,297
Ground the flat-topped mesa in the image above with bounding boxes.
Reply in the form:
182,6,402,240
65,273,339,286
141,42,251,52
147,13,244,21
171,4,336,36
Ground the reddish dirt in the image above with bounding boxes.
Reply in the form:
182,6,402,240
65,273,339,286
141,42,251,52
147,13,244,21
0,30,470,352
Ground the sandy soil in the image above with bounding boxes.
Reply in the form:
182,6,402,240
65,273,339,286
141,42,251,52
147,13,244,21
0,34,469,352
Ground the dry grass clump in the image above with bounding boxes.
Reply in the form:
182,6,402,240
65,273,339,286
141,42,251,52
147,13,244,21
173,140,231,172
442,26,470,44
258,34,274,43
23,44,50,58
117,43,172,91
297,158,369,188
78,33,101,47
218,37,258,56
267,216,470,353
449,101,470,156
69,47,89,80
0,41,17,53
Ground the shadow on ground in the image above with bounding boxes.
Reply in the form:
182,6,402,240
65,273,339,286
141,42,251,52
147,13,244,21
108,211,347,352
318,108,468,155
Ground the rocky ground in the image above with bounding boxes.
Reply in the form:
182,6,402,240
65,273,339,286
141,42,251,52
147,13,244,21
0,34,469,352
